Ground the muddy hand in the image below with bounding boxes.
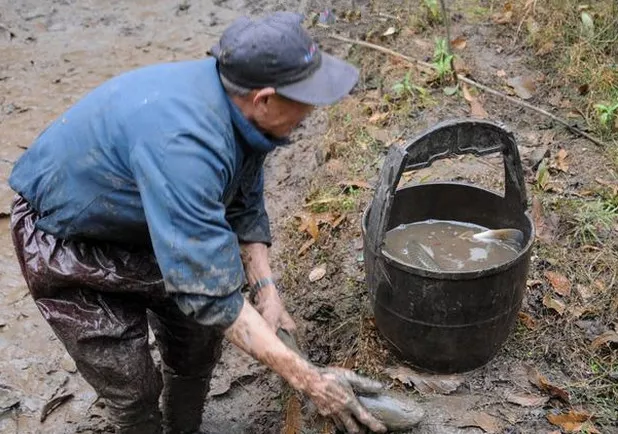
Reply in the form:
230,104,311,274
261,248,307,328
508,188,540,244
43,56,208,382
303,367,387,433
253,285,296,332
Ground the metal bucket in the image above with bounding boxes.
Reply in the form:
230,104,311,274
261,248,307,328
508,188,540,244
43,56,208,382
361,119,535,374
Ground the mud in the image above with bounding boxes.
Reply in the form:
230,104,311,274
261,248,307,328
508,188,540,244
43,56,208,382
383,220,520,272
0,0,322,433
2,1,615,434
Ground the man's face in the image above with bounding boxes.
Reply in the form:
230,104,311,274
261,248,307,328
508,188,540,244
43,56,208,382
252,93,315,139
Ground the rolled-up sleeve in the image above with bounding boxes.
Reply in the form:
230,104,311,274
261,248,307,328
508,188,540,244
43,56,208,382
225,155,272,247
130,129,245,330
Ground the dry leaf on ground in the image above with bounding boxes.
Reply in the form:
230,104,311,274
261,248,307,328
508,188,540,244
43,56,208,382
553,148,569,172
507,76,536,100
591,330,618,349
451,36,467,50
382,26,396,36
531,196,558,243
283,394,302,434
453,57,470,75
462,83,488,119
576,285,594,301
536,41,555,57
368,112,389,124
547,410,599,433
297,213,319,240
526,365,570,403
544,271,571,297
543,293,566,315
458,411,503,433
385,366,464,395
518,312,537,330
309,265,326,282
492,3,513,24
506,393,549,407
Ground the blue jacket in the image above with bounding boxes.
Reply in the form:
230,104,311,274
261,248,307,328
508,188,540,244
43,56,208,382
9,58,280,329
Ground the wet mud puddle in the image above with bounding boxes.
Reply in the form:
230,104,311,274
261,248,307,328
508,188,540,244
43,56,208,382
382,220,520,272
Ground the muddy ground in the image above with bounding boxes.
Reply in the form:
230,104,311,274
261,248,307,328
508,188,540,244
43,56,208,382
1,0,617,434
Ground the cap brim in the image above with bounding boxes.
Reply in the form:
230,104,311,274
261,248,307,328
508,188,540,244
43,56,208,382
276,53,359,106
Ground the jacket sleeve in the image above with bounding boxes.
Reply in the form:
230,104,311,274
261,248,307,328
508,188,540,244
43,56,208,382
130,129,245,330
225,154,273,247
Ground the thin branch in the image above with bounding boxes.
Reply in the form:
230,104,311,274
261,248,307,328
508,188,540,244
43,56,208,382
438,0,458,84
329,34,609,148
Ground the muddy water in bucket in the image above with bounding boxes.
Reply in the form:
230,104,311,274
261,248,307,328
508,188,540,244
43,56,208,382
382,219,520,272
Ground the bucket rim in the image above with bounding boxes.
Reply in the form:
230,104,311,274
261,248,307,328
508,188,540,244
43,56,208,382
361,181,536,280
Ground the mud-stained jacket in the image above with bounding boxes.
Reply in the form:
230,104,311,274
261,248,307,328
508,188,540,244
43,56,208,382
8,57,280,329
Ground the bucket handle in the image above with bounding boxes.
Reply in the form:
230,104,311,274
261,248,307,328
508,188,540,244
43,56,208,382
366,118,527,256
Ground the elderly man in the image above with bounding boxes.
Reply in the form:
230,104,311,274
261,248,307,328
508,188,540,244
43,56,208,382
8,11,386,434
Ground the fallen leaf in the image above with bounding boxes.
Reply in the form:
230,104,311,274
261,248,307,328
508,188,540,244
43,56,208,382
496,69,507,77
531,196,558,243
547,410,599,433
339,180,371,190
527,365,570,403
545,271,571,297
382,26,396,36
296,213,320,240
553,148,569,172
368,112,389,124
492,8,513,24
543,293,566,315
591,330,618,349
518,312,537,330
451,36,467,50
580,12,594,39
506,393,549,407
385,366,464,395
536,159,551,190
309,265,327,282
535,41,555,57
462,83,488,119
443,85,459,96
458,412,503,433
453,57,470,75
283,394,302,434
576,284,594,301
507,76,536,99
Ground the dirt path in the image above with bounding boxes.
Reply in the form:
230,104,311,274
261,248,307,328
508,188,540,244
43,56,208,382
2,1,617,434
0,1,321,433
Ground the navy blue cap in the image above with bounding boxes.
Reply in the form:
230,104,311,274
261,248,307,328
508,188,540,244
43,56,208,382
209,11,360,106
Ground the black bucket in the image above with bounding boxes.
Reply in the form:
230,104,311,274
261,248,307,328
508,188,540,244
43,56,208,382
361,119,535,374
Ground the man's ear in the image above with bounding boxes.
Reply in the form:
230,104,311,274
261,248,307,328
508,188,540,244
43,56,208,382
253,87,276,108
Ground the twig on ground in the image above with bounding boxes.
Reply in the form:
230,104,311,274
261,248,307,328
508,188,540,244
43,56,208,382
328,34,609,148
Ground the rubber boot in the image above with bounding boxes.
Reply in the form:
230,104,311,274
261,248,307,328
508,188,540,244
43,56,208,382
108,406,163,434
161,372,210,434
